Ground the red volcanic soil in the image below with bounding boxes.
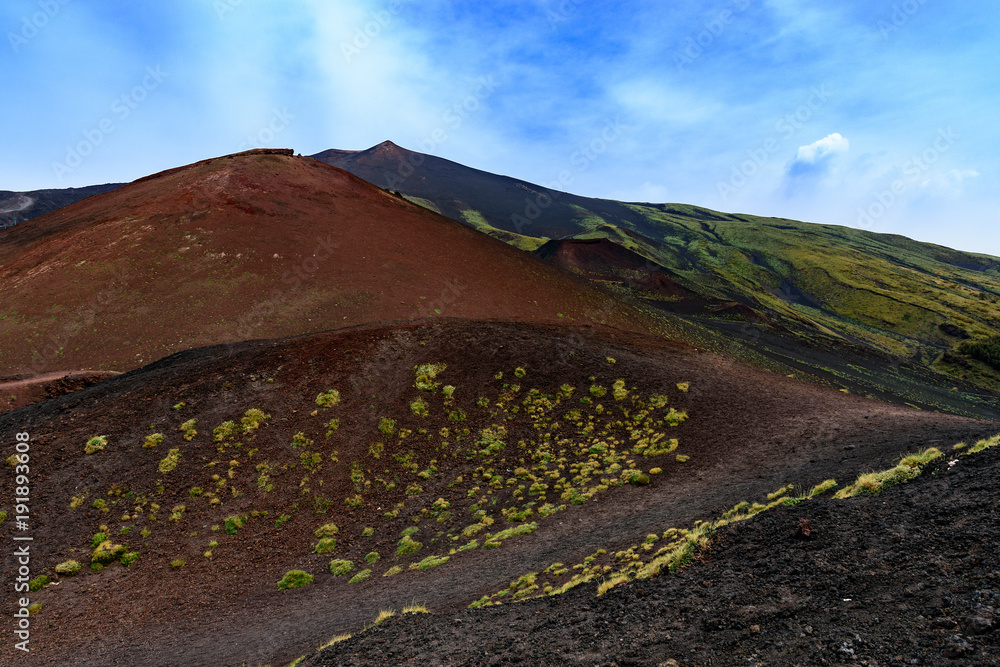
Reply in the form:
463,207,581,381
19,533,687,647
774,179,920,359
3,318,996,667
534,237,693,299
0,149,663,378
0,371,118,414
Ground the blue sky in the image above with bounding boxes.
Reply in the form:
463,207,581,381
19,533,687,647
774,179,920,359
2,0,998,256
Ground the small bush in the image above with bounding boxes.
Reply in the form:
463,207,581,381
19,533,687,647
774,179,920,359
212,421,236,442
29,575,51,591
410,555,449,570
396,535,423,556
277,570,314,590
241,408,270,434
414,363,447,391
314,538,337,554
91,541,127,564
171,559,186,569
179,419,198,441
329,559,354,576
158,449,181,473
314,522,339,537
291,432,313,448
316,389,341,408
224,515,245,535
676,382,690,392
959,335,1000,370
91,532,108,548
143,433,164,449
675,454,690,463
378,417,396,436
514,367,527,378
55,560,82,576
120,552,140,567
364,551,380,564
85,436,108,455
589,385,607,398
410,398,429,417
348,569,372,584
383,565,403,577
361,526,374,537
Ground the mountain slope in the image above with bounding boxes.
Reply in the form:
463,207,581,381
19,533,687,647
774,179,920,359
0,149,675,377
0,183,124,230
314,142,1000,401
5,318,996,667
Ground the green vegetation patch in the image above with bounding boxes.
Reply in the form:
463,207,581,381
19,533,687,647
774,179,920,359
85,436,108,455
277,570,314,590
158,449,181,473
834,447,943,498
328,559,354,576
414,363,447,391
316,389,341,408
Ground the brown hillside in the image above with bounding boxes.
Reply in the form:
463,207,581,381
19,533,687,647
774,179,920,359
0,150,662,378
3,318,995,667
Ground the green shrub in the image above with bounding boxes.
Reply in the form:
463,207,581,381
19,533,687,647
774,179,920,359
589,385,606,398
414,363,447,391
241,408,270,433
315,522,339,537
329,559,354,576
383,565,403,577
212,421,236,442
92,499,107,510
85,436,108,455
348,569,372,584
361,526,374,537
959,335,1000,370
158,449,181,473
55,560,82,576
179,419,197,441
120,552,140,567
316,389,341,408
364,551,380,564
378,417,396,436
171,559,185,569
143,433,164,449
396,535,422,556
314,538,337,554
29,575,50,591
277,570,314,590
410,555,449,570
514,367,526,378
410,398,429,417
91,532,108,548
224,515,245,535
91,541,126,564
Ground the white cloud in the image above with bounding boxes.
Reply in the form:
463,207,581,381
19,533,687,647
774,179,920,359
794,133,850,164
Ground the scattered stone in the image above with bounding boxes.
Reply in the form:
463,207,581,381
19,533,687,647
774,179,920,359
796,518,813,539
942,634,971,659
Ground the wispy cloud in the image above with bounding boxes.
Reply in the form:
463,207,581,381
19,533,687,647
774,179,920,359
0,0,997,255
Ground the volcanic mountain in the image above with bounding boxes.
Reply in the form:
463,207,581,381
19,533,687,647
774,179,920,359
315,141,1000,417
0,149,673,380
0,183,124,230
